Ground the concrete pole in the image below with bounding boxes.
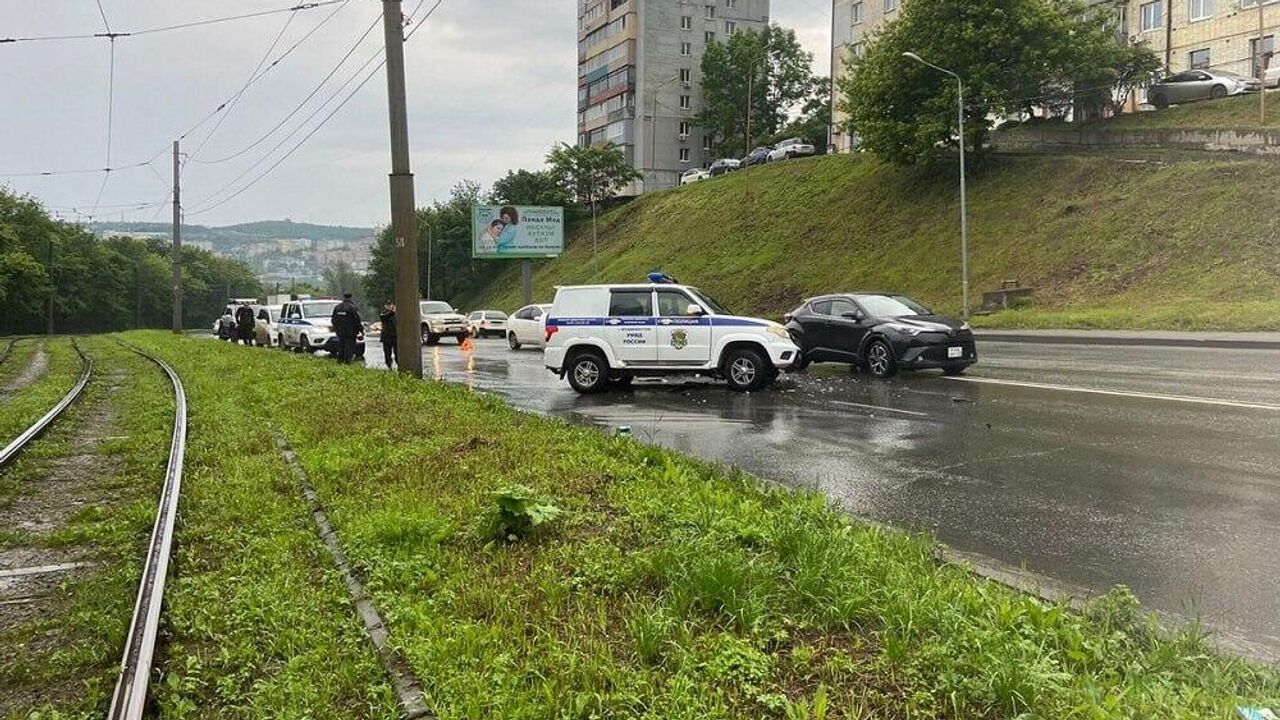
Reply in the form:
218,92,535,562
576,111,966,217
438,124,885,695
171,140,182,333
382,1,423,377
1261,1,1268,125
957,78,969,320
521,259,532,306
46,236,54,336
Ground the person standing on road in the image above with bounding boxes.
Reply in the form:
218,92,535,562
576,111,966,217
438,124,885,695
235,303,256,346
331,292,363,364
378,300,397,369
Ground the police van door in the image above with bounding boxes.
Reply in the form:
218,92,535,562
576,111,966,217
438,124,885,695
605,290,657,365
656,289,712,365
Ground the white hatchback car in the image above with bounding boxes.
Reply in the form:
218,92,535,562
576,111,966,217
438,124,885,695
680,168,711,185
468,310,508,338
507,303,552,350
544,280,799,393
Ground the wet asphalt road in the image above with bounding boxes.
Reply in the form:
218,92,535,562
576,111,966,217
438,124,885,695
365,337,1280,657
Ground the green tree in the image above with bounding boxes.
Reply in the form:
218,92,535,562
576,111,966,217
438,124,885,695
697,24,814,157
489,169,570,208
545,143,640,208
320,261,365,306
839,0,1160,165
767,76,832,154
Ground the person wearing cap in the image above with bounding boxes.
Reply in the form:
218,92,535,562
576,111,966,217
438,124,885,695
378,300,397,369
331,292,363,364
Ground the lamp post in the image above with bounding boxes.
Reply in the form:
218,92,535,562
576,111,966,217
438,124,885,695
903,51,969,319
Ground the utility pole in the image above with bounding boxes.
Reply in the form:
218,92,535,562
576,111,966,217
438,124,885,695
171,140,183,333
46,236,54,336
383,0,423,377
1260,0,1268,125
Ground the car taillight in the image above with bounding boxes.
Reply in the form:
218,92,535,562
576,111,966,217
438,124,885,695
545,325,559,343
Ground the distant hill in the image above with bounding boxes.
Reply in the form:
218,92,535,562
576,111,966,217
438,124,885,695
90,219,374,248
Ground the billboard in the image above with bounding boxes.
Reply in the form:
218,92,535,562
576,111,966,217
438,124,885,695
472,205,564,259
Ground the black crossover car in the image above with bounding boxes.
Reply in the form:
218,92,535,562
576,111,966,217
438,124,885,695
322,332,366,361
784,293,977,377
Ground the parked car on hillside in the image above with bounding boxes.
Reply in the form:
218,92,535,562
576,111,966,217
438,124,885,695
507,303,552,350
1266,64,1280,88
742,147,772,166
767,138,816,162
709,158,741,176
1147,69,1259,108
784,293,976,378
680,168,711,185
468,310,508,338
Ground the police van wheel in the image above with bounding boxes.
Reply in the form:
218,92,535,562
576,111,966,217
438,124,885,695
724,347,770,392
508,333,521,351
567,352,609,394
277,334,286,349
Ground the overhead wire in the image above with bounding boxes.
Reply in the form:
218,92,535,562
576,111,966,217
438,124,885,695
88,1,118,220
0,1,343,45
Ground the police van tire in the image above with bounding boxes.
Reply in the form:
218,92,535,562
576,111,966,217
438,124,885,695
277,334,286,349
723,347,769,392
300,334,311,353
508,333,521,351
566,351,609,394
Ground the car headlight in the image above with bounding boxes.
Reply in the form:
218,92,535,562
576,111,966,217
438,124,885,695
766,324,791,339
884,322,923,336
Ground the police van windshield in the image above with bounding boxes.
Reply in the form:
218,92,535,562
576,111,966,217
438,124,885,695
688,288,731,315
303,301,340,317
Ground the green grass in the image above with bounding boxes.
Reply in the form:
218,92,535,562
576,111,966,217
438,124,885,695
456,153,1280,332
0,338,82,447
1079,91,1280,130
127,332,1280,718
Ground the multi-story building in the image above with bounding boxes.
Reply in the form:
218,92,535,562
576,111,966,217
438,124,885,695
1128,0,1279,79
577,0,770,193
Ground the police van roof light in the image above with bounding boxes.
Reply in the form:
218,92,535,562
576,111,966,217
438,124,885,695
648,272,679,284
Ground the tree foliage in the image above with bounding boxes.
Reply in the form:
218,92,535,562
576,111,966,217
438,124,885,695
489,169,571,208
545,143,640,208
0,188,261,334
838,0,1161,165
766,76,832,155
698,25,815,157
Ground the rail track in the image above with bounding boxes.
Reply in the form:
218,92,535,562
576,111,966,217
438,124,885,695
0,340,92,468
107,344,187,720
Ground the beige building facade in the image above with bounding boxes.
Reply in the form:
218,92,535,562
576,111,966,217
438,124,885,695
829,0,901,153
1128,0,1280,80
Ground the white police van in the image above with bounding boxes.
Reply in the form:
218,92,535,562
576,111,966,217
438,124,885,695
544,275,800,393
277,298,341,353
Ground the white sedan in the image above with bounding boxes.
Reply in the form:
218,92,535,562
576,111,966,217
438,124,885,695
507,303,551,350
680,168,711,185
767,138,816,162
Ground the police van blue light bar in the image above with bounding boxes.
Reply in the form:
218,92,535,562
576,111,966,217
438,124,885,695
648,272,679,284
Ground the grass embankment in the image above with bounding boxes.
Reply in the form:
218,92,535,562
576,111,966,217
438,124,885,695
1079,92,1280,131
131,332,1279,718
0,339,81,445
0,339,172,715
456,153,1280,331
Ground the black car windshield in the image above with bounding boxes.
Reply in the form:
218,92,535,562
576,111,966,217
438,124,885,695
420,301,455,314
855,294,931,318
688,288,732,315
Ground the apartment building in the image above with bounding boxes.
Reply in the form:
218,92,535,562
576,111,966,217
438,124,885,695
577,0,770,193
1129,0,1280,78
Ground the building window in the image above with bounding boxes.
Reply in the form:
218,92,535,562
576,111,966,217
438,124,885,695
681,15,692,30
704,4,715,19
852,41,866,59
679,94,691,109
884,0,897,12
679,68,692,84
851,1,864,23
705,31,716,43
611,0,626,8
679,148,691,163
726,0,737,7
725,20,736,33
679,120,691,136
1189,48,1211,69
703,134,714,151
680,41,691,55
1251,35,1275,77
1189,0,1212,20
1139,1,1161,32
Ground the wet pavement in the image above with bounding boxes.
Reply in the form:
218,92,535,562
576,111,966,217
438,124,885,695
365,338,1280,658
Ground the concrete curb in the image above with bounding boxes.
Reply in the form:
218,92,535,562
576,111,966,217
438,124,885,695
975,331,1280,350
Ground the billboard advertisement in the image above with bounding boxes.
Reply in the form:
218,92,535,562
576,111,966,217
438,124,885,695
471,205,564,259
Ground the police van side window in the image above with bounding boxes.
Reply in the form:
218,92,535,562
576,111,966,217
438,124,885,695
657,290,696,316
608,291,652,317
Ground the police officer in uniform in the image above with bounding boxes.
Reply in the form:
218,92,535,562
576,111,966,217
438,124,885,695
331,293,363,364
234,302,257,346
378,300,397,369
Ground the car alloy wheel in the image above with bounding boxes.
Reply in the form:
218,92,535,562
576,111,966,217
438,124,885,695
567,353,608,394
866,340,897,378
1210,85,1227,99
724,347,769,392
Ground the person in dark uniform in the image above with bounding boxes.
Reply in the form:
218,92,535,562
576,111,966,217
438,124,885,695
235,302,257,346
378,300,397,369
331,293,363,364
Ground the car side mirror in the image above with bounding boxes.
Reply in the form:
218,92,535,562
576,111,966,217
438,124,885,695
686,303,706,316
841,312,863,321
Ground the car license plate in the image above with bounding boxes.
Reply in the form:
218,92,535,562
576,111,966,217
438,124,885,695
947,346,963,359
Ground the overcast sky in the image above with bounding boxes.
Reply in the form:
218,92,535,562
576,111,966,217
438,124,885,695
0,0,830,228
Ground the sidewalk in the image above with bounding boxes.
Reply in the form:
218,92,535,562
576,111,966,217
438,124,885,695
974,328,1280,350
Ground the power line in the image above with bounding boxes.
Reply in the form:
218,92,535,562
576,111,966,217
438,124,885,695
0,1,343,45
94,0,112,34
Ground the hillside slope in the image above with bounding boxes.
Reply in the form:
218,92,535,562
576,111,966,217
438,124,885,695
458,153,1280,330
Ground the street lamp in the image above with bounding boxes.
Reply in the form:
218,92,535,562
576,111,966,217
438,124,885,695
903,51,970,319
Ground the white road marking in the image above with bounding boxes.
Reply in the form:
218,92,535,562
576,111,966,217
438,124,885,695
829,400,931,418
946,376,1280,411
